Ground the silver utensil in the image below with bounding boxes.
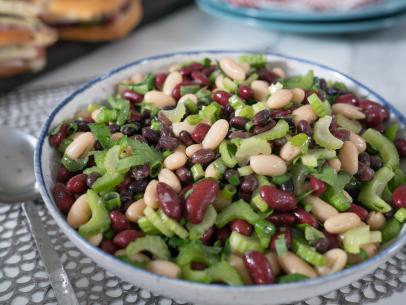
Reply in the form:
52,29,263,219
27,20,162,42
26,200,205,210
0,127,78,305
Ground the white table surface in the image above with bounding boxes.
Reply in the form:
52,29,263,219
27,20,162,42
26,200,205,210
23,4,406,305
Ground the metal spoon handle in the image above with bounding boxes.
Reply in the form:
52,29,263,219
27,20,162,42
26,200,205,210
23,202,79,305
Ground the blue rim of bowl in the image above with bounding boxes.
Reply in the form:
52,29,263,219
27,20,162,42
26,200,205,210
34,50,406,293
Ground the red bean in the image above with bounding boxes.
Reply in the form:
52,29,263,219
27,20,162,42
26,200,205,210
66,174,87,194
175,167,193,184
52,183,75,214
179,130,194,146
335,93,359,106
191,123,210,143
270,109,292,119
267,212,296,227
392,184,406,208
201,226,215,245
309,176,327,197
252,121,277,135
110,210,131,232
252,110,270,127
121,89,143,103
359,100,389,126
258,68,278,84
157,182,183,220
172,84,182,100
229,219,252,236
100,240,118,255
213,90,231,106
348,203,369,221
259,186,297,211
293,208,318,228
113,229,143,249
243,251,275,285
191,71,209,86
186,179,219,224
179,184,193,200
215,226,231,244
57,165,73,183
49,123,69,148
230,116,248,130
117,175,132,192
191,262,207,270
155,73,167,90
240,175,259,193
180,63,204,76
129,109,142,122
270,228,292,252
323,230,341,250
191,149,216,165
237,85,254,100
395,139,406,157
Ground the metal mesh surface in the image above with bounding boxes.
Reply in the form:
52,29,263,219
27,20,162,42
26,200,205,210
0,81,405,305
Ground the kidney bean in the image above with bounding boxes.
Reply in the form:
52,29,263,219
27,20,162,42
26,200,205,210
323,230,341,250
238,85,254,100
49,123,69,148
100,240,118,255
172,84,182,100
128,179,148,194
357,166,374,182
309,176,327,197
240,175,258,193
314,238,330,254
113,229,143,249
65,174,87,194
131,165,149,180
142,127,160,144
252,110,270,127
158,136,179,151
117,175,132,193
230,116,248,130
122,89,143,103
215,226,231,244
160,126,174,138
253,121,276,135
186,179,219,224
332,128,350,141
202,65,217,77
296,120,313,137
191,148,216,165
243,251,275,285
57,165,73,183
213,90,231,106
86,172,101,188
175,167,193,183
258,68,278,84
191,262,207,270
180,63,204,76
191,71,209,86
392,184,406,208
358,152,371,168
270,228,292,252
52,183,75,214
293,208,318,228
359,100,389,126
179,130,194,146
155,73,167,90
201,226,215,245
129,109,142,123
179,184,193,201
229,219,252,236
259,186,297,211
110,210,131,232
335,93,359,106
157,182,183,220
348,203,369,221
395,139,406,157
191,123,211,143
267,212,296,227
270,109,292,119
229,131,252,139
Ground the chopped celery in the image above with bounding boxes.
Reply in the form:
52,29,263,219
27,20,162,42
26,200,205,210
95,107,118,124
236,105,254,119
61,155,89,172
138,217,160,235
301,149,336,167
228,95,244,110
292,239,326,266
219,141,238,168
186,114,202,125
144,207,173,237
235,137,272,166
160,102,186,123
304,226,325,245
126,236,170,260
238,165,253,176
91,172,124,193
252,102,267,113
337,172,352,190
123,73,155,94
336,114,362,134
216,200,259,228
272,174,291,185
87,103,101,113
187,206,217,240
254,119,290,141
394,208,406,223
191,163,204,181
181,265,211,283
292,163,308,195
358,166,394,213
313,116,344,150
342,225,371,254
102,192,121,210
307,93,330,117
381,218,403,242
89,123,114,149
254,219,275,248
285,70,314,90
180,84,200,96
290,133,310,153
251,191,269,212
384,122,399,142
229,231,264,254
362,128,399,169
389,168,406,191
275,235,288,256
322,186,350,212
176,242,219,267
206,262,243,285
239,54,266,68
200,102,221,123
269,82,283,94
104,145,121,172
223,77,238,93
158,210,188,239
79,190,111,238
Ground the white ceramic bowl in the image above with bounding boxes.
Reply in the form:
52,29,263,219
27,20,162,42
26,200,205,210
34,51,406,305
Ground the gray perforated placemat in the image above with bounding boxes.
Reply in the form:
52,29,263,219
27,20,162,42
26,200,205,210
0,81,405,305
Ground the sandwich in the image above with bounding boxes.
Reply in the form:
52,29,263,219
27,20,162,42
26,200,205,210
42,0,143,41
0,0,48,17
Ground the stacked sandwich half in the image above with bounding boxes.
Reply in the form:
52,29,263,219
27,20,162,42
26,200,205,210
0,0,57,78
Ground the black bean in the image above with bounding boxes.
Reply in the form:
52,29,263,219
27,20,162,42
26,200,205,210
158,112,172,127
253,121,276,135
108,123,120,133
357,166,375,182
229,131,252,139
230,117,248,130
131,165,149,180
75,120,91,132
314,238,329,254
252,110,270,127
120,190,134,205
128,179,148,194
179,130,194,146
160,126,174,137
175,167,193,183
133,134,147,143
86,172,101,188
142,127,160,144
94,141,103,150
370,155,383,170
224,169,240,185
358,152,371,168
191,149,216,165
280,179,294,193
158,136,179,151
121,124,140,136
296,120,313,137
240,175,258,193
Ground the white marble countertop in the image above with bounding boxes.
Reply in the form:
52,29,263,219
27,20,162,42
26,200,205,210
23,3,406,305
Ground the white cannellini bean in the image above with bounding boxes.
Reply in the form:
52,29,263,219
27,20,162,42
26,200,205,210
169,64,181,72
202,119,229,150
144,180,160,209
70,132,84,140
219,57,246,82
129,73,144,84
303,195,338,222
367,212,386,230
158,168,181,192
114,249,126,257
87,233,103,246
292,104,317,125
179,93,197,105
144,90,176,109
240,62,250,73
91,108,102,122
164,151,187,170
339,141,359,175
228,254,253,284
349,131,367,154
361,243,378,258
290,88,306,103
74,110,91,121
125,199,147,223
272,67,285,79
67,194,91,229
175,144,186,154
332,103,366,120
328,158,342,171
185,144,203,158
251,80,269,101
215,74,226,91
205,162,217,178
265,252,281,276
172,121,195,137
316,249,347,276
147,260,180,279
267,89,293,109
128,252,150,264
65,132,96,160
249,155,287,176
277,251,317,278
279,141,301,162
162,71,182,96
324,212,361,234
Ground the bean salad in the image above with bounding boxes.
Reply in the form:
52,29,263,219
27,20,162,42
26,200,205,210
50,55,406,285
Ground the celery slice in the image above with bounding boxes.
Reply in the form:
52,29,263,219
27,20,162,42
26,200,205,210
187,206,217,240
235,137,272,166
342,225,370,254
138,217,160,235
229,231,264,254
313,116,344,150
254,119,290,141
144,207,173,237
322,186,351,212
362,128,399,169
158,210,188,239
285,70,314,90
206,262,243,285
292,239,326,266
394,208,406,223
216,200,259,228
381,218,403,242
307,93,330,118
301,149,336,167
160,102,186,123
336,114,362,134
126,236,170,260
